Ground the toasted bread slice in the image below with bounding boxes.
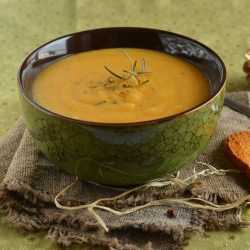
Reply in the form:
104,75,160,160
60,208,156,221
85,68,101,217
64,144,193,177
224,130,250,179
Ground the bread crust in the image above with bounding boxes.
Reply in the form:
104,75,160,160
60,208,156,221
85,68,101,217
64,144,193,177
224,130,250,179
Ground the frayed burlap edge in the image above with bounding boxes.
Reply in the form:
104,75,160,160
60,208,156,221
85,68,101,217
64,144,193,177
0,174,248,250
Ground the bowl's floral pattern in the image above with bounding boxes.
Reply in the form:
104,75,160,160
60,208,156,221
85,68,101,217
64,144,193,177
20,88,225,185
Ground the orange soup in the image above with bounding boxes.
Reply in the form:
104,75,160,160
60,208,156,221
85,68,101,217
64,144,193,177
32,48,210,123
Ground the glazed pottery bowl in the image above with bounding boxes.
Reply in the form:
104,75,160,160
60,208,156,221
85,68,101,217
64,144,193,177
17,27,226,186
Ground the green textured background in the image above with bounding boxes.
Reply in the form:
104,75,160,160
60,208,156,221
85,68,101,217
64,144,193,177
1,0,250,249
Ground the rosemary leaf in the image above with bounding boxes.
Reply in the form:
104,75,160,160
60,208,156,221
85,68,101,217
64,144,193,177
95,100,106,106
133,60,137,71
104,66,126,80
139,79,149,84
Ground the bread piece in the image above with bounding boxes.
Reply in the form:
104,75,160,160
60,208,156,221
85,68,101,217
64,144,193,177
224,130,250,179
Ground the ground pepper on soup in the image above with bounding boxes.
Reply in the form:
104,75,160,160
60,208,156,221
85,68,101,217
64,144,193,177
32,48,211,123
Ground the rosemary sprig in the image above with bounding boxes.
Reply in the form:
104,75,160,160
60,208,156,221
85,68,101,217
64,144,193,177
89,49,153,106
104,48,153,84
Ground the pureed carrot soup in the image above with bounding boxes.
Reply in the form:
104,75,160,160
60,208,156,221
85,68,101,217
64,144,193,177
32,48,211,123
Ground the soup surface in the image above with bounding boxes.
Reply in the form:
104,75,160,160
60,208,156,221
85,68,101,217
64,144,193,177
32,48,211,123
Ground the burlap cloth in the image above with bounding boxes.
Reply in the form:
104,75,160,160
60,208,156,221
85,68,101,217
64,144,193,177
1,91,250,250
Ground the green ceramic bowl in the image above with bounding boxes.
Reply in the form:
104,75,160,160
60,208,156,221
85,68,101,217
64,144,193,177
17,27,226,186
